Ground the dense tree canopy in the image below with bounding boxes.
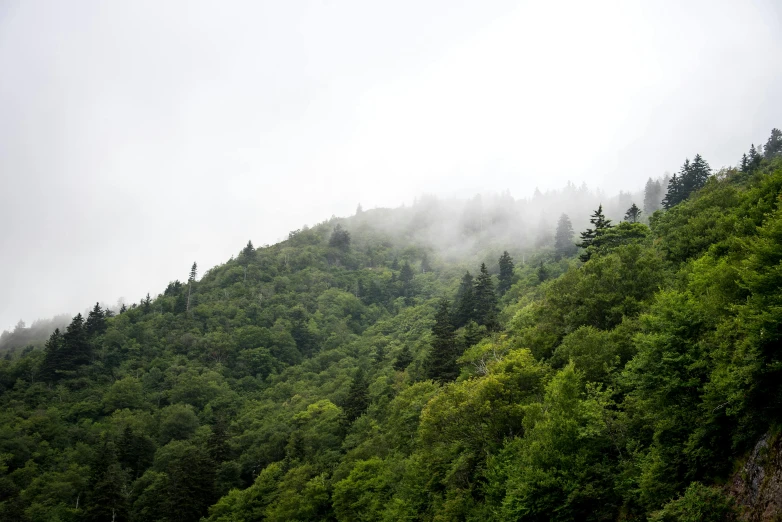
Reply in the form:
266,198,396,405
1,128,782,521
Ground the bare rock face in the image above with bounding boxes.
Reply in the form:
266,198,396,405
730,432,782,521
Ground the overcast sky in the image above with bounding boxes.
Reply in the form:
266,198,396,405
1,0,781,329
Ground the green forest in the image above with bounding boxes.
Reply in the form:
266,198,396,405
2,128,782,521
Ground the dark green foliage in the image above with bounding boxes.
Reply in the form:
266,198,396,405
4,137,782,521
473,263,498,329
624,202,641,223
765,128,782,158
426,299,458,382
644,177,664,216
577,204,612,261
554,213,577,258
85,302,107,336
329,224,351,250
343,368,370,424
453,271,475,327
497,251,514,295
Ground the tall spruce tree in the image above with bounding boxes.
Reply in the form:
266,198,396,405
187,262,197,312
393,345,413,371
40,328,64,382
473,263,498,330
748,144,762,171
497,251,514,296
343,368,370,423
643,178,663,216
453,272,475,327
63,313,90,368
740,153,749,172
624,203,642,223
426,299,458,382
577,204,612,262
689,154,711,190
554,213,576,259
765,128,782,158
85,302,106,337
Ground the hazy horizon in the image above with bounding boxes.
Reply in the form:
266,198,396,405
2,0,782,329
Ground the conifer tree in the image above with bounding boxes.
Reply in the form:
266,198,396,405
343,368,370,423
537,261,547,282
329,224,351,250
63,313,90,368
399,261,414,302
689,154,711,190
643,178,663,216
453,272,475,328
426,299,458,382
240,241,255,262
624,203,642,223
554,213,576,259
85,441,128,522
187,262,197,313
748,144,762,171
119,303,127,314
85,302,106,337
142,293,152,313
40,328,64,382
393,345,413,371
497,251,514,296
578,204,612,261
473,263,498,329
740,153,749,172
662,173,681,209
765,128,782,158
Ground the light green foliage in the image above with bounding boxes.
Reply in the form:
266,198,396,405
3,147,782,521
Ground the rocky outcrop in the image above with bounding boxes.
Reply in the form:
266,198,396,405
730,431,782,521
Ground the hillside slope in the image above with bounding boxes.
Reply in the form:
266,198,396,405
1,130,782,521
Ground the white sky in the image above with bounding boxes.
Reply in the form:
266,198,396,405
1,0,781,329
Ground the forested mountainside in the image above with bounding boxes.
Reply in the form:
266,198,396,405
1,129,782,522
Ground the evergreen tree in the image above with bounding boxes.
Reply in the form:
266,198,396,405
473,263,498,330
624,203,642,223
207,417,230,465
748,144,762,171
40,328,64,382
356,203,363,215
453,272,475,328
689,154,711,190
119,303,127,314
497,251,514,296
85,441,128,522
554,213,576,259
63,313,90,368
187,262,197,313
85,302,106,337
343,368,370,423
142,293,152,313
537,261,547,282
425,299,458,382
240,240,255,262
765,128,782,158
578,204,612,261
393,345,413,371
329,224,351,250
643,178,663,216
662,173,681,209
740,153,749,172
399,261,414,302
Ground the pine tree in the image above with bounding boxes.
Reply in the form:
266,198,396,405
119,303,127,314
453,272,475,328
578,204,612,262
356,203,363,215
63,313,90,368
85,303,106,337
187,262,197,313
240,240,255,261
689,154,711,190
329,224,351,250
142,293,152,313
85,441,128,522
740,153,749,172
40,328,64,382
748,144,762,171
765,128,782,158
426,299,458,382
624,203,642,223
343,368,370,423
643,178,663,216
473,263,498,329
554,213,576,259
662,173,681,209
399,261,414,302
497,251,514,296
393,345,413,371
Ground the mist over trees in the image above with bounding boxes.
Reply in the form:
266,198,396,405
1,128,781,520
